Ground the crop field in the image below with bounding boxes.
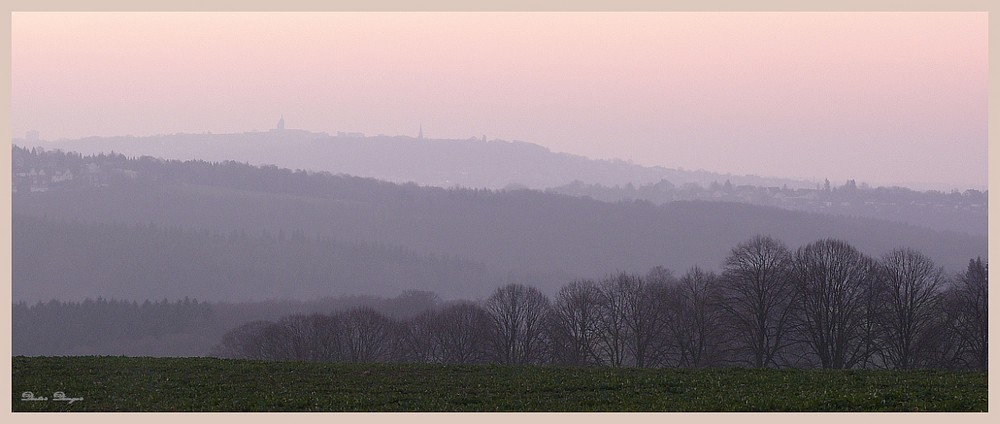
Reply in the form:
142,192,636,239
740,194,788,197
11,356,987,412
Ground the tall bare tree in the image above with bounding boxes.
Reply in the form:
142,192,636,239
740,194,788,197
592,272,672,367
855,259,888,370
594,273,634,367
339,307,398,363
484,283,551,365
399,310,438,363
629,272,673,368
942,257,988,370
429,302,493,364
667,267,725,368
877,248,945,369
549,279,602,366
790,239,878,369
275,313,343,362
256,319,301,361
719,235,796,368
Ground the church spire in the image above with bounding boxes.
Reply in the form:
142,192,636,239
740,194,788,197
276,115,285,131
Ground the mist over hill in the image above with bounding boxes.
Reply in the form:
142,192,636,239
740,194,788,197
15,130,817,190
12,146,985,303
13,215,505,303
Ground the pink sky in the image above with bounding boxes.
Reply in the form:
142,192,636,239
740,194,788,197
11,12,988,189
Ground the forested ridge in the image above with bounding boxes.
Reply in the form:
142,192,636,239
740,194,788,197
14,215,500,302
15,137,986,236
12,146,986,291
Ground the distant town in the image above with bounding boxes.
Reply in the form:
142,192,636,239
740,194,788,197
547,177,986,235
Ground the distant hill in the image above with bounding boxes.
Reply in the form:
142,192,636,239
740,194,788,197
19,132,985,235
15,130,817,190
11,147,986,302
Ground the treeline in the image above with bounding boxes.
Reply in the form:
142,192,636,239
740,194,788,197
12,297,213,355
12,291,441,356
213,236,987,371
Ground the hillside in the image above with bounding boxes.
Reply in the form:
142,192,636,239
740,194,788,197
13,215,503,303
15,130,816,190
11,147,986,300
17,132,986,236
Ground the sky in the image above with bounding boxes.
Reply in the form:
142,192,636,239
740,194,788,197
11,12,988,190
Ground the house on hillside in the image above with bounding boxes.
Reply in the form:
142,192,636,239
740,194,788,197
51,170,74,184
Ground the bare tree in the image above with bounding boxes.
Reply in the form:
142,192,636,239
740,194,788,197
428,302,492,364
790,239,878,369
854,260,888,370
484,283,551,365
719,235,797,368
877,248,945,369
628,272,673,368
338,307,398,363
255,319,302,361
918,305,964,370
593,273,633,367
667,267,725,368
942,257,988,370
399,310,438,363
276,313,343,362
591,272,672,367
645,266,675,286
210,320,275,359
548,279,602,366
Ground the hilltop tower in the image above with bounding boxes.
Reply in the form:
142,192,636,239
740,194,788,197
276,115,285,131
418,124,423,140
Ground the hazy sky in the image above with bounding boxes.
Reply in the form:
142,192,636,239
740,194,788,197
11,12,987,189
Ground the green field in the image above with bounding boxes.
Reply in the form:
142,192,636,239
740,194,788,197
11,356,987,412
